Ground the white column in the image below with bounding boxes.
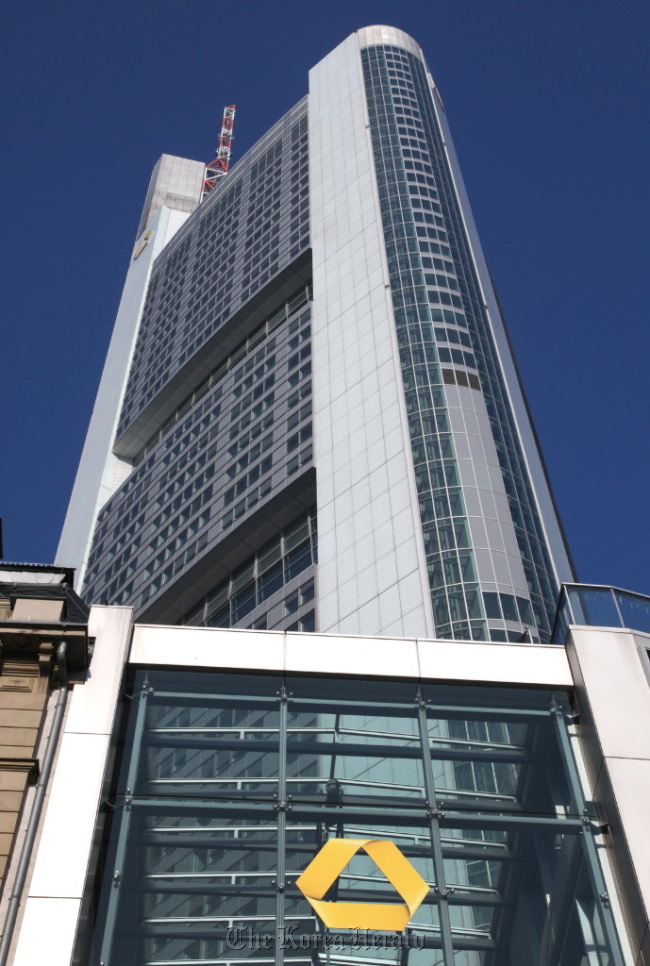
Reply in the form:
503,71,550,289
11,606,132,966
309,33,433,639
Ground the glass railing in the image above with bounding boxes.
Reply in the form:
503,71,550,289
552,583,650,643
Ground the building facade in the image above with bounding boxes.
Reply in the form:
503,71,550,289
10,601,650,966
58,25,573,645
6,24,650,966
0,564,90,962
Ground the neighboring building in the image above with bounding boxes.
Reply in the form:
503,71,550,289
58,25,573,646
0,565,89,894
0,564,90,961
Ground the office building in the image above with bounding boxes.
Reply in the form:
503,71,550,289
58,26,573,646
9,23,646,966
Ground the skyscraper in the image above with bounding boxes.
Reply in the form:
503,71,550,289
14,26,644,966
59,25,573,648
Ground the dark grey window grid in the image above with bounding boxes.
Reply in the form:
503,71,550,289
131,284,312,467
82,307,314,611
362,45,558,642
180,511,317,630
115,97,309,442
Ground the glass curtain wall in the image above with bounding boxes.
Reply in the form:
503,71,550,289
361,43,559,642
86,671,624,966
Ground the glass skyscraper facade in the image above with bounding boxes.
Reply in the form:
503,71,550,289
58,25,573,646
12,29,647,966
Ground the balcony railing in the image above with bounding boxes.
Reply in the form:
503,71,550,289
552,583,650,643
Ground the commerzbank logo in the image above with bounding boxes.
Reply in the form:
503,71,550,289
295,838,429,931
132,229,153,260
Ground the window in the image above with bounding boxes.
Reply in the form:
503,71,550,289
89,671,625,965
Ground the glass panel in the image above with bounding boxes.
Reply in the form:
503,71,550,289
135,672,281,801
516,596,534,625
286,678,424,803
207,603,230,627
567,586,621,628
482,592,501,620
442,826,603,964
100,806,279,965
231,583,257,622
423,685,579,817
499,593,518,622
284,540,312,582
258,560,284,602
614,590,650,635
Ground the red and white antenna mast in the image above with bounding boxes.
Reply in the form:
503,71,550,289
202,104,236,198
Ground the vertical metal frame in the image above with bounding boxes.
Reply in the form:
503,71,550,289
274,682,288,966
98,677,151,966
551,698,626,966
416,688,455,966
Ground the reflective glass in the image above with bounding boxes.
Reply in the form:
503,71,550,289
127,672,282,801
286,678,424,803
424,685,577,817
567,586,621,628
88,671,624,966
614,590,650,635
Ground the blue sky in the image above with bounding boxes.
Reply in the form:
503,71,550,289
2,0,649,594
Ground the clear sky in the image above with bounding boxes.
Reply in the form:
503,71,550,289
2,0,649,594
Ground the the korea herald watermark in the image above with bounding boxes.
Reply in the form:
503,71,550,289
226,925,425,951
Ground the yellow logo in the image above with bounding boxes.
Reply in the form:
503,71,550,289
132,230,153,260
295,838,429,931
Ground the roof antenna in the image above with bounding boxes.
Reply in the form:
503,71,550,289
202,105,236,200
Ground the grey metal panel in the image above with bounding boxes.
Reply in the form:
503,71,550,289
568,625,650,965
309,31,433,639
129,623,571,689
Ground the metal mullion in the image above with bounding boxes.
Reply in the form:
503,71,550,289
551,699,626,966
152,690,279,708
99,678,151,966
439,812,585,832
132,798,275,815
421,704,552,721
288,698,416,714
142,835,277,851
275,681,288,966
417,689,455,966
141,882,277,898
440,843,511,863
610,588,625,628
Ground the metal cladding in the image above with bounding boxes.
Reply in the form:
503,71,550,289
61,28,572,644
